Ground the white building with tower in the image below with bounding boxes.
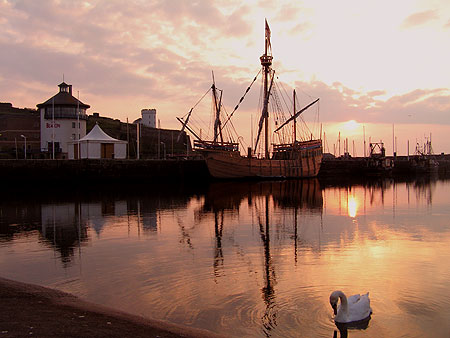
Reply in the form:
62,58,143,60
37,82,90,158
141,108,157,128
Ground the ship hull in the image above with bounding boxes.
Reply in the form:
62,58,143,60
198,143,322,179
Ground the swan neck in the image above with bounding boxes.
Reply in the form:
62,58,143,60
339,292,348,312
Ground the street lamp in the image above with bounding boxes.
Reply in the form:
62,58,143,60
20,134,27,159
160,142,166,159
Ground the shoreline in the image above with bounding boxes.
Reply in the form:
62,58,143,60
0,277,225,338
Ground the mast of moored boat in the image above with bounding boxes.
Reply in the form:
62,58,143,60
212,71,223,143
293,89,296,144
261,19,273,159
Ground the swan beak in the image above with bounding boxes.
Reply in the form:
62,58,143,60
332,303,337,315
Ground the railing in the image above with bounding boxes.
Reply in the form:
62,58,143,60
44,112,88,120
44,107,88,120
194,140,239,152
273,139,322,152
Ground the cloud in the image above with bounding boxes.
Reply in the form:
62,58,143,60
378,89,450,124
445,19,450,29
401,10,439,29
274,4,301,22
367,90,386,97
0,0,253,108
1,0,449,135
288,80,450,125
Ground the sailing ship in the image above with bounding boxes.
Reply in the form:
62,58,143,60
178,20,323,179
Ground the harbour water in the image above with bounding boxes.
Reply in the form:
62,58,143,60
1,177,450,337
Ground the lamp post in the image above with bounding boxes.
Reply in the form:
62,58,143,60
160,142,166,159
20,134,27,159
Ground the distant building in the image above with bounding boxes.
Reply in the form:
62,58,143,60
0,103,39,158
141,109,157,128
134,108,157,128
37,82,90,158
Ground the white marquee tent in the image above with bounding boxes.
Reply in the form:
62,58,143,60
68,123,127,159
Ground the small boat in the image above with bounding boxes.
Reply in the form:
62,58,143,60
365,142,394,176
178,20,322,179
410,139,439,174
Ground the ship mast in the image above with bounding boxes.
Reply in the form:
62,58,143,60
260,19,273,159
293,89,296,143
212,71,224,143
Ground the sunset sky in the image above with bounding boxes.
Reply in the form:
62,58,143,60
1,0,449,155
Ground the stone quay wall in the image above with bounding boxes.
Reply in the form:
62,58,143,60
0,159,209,185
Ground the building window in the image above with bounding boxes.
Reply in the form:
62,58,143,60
72,122,76,128
47,142,60,152
45,107,87,120
72,134,76,140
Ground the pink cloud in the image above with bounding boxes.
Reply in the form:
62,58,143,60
288,80,450,125
1,0,448,131
401,10,439,29
445,19,450,29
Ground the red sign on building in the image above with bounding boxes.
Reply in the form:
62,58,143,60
46,122,61,128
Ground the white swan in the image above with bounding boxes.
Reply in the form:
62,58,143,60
329,290,372,324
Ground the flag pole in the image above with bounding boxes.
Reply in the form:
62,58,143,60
52,97,55,159
77,91,80,159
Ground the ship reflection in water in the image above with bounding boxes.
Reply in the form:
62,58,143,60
1,177,450,337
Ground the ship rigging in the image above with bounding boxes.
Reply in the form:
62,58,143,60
177,20,323,179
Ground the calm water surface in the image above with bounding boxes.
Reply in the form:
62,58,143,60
1,178,450,337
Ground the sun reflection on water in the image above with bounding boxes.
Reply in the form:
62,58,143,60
347,195,358,218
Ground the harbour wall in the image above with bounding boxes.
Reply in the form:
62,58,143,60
0,159,210,186
2,156,450,187
319,155,450,177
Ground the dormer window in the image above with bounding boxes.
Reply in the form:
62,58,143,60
58,82,70,93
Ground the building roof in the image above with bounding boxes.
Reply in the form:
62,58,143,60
37,83,90,109
79,123,126,143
